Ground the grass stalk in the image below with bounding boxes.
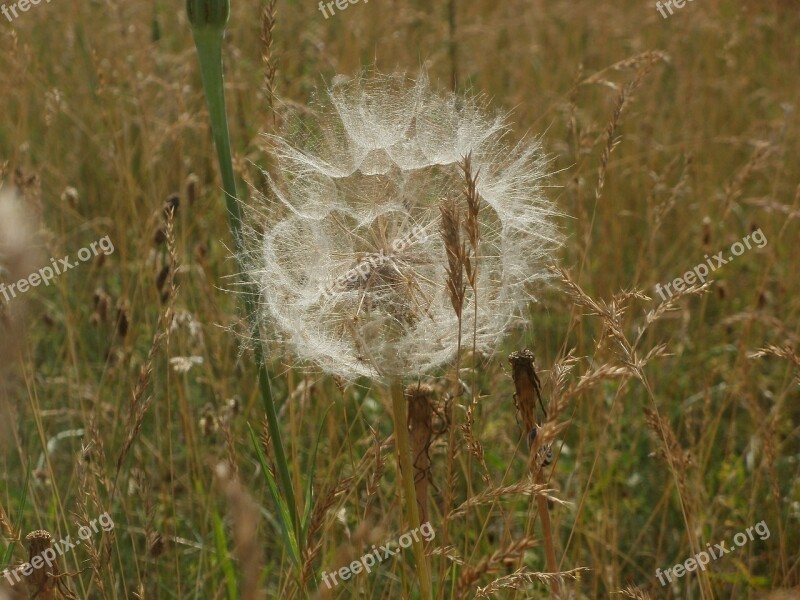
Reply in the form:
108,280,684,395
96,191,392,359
389,379,434,600
535,475,559,597
187,10,300,548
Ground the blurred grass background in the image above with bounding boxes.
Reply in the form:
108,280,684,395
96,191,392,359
0,0,798,598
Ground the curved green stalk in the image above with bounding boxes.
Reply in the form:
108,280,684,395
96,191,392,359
187,5,300,549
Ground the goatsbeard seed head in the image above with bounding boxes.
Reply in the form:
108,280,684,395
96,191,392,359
242,72,563,380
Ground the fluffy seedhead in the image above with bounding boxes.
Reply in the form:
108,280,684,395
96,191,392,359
244,72,562,379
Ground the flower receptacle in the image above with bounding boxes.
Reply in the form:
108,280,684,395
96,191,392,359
186,0,230,31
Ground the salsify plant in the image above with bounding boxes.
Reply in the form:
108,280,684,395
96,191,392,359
248,72,562,380
242,72,563,599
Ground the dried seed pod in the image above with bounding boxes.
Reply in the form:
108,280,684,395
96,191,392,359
508,349,552,466
25,530,56,600
702,215,712,248
156,264,170,293
200,403,218,437
186,173,199,207
115,300,129,338
163,193,180,219
508,349,544,433
60,187,78,208
153,226,167,246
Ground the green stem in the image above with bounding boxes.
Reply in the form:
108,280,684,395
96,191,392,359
390,380,434,600
189,25,300,546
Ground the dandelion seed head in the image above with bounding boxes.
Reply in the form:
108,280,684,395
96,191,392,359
244,72,562,380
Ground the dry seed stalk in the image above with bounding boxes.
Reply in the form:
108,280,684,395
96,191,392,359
509,350,545,438
458,153,490,482
302,475,354,585
389,380,434,600
293,411,392,587
25,531,56,600
550,265,713,599
114,207,178,492
115,209,177,479
460,152,480,290
456,537,537,598
438,192,467,576
508,350,559,597
260,0,277,124
365,428,388,500
446,480,563,520
73,416,113,598
439,199,466,318
615,585,654,600
595,52,666,209
406,383,434,525
473,567,588,598
22,530,78,600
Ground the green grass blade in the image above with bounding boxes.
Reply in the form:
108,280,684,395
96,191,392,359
301,403,333,542
1,464,30,570
248,424,300,567
212,506,239,600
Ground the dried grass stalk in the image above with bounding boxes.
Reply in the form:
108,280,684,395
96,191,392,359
473,567,588,598
260,0,277,122
456,537,537,597
615,584,653,599
115,207,178,485
446,481,564,520
439,199,466,318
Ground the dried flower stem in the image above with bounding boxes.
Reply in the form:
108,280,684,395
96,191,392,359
406,384,434,524
25,531,56,600
390,379,434,600
508,350,559,597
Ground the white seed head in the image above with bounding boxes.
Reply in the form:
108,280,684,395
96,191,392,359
244,72,562,380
